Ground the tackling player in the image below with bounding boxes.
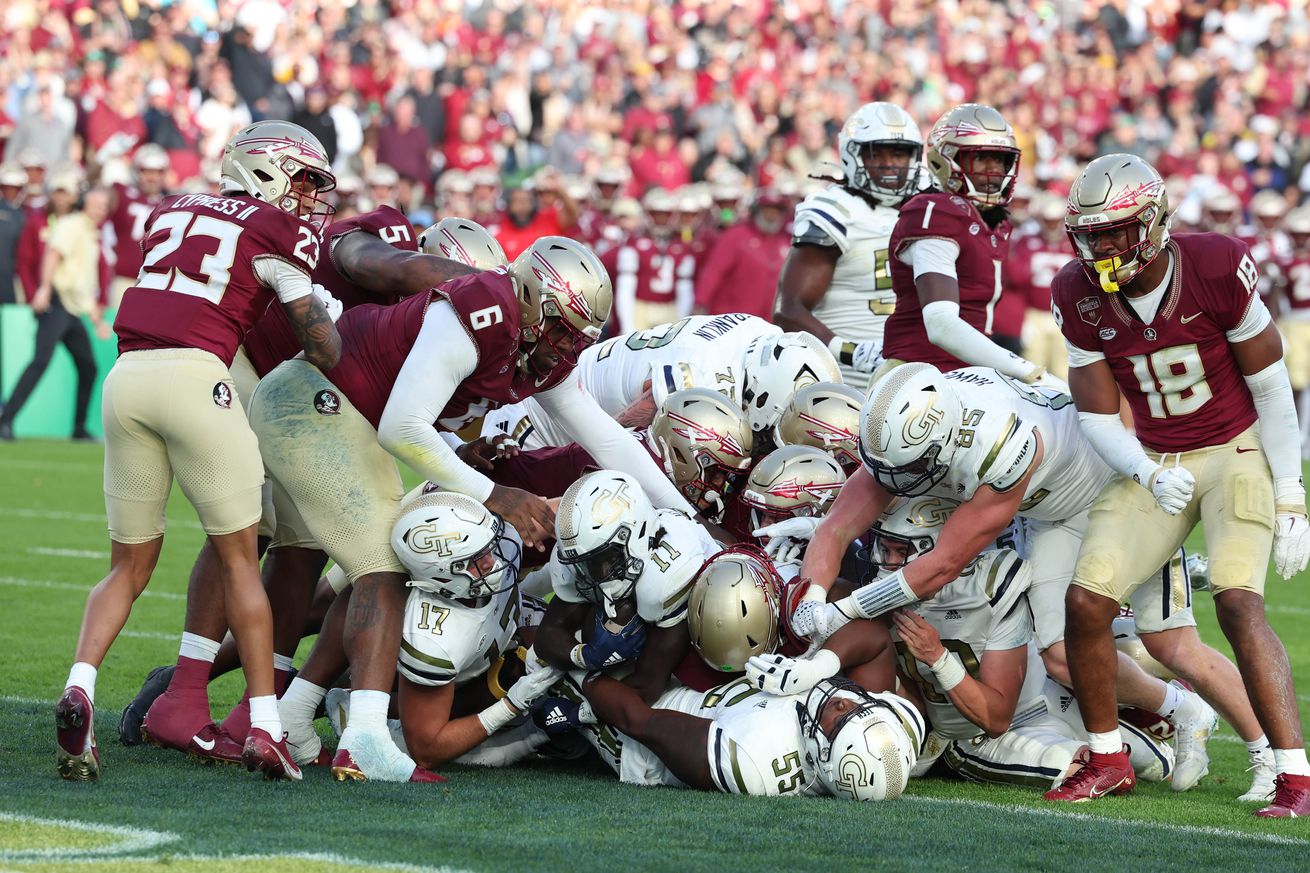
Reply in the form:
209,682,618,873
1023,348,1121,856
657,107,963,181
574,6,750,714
55,120,342,783
1046,154,1310,815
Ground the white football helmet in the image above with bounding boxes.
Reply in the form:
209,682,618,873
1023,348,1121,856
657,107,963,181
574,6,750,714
740,445,846,532
687,545,784,673
867,496,960,574
741,333,841,439
798,679,925,802
220,120,336,225
555,470,657,611
391,491,520,602
418,217,508,269
775,382,864,473
860,363,962,496
838,102,922,206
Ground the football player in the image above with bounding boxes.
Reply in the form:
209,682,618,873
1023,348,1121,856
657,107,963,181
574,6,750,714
106,144,171,306
56,120,342,782
879,105,1047,384
774,102,922,390
1047,154,1310,815
256,239,694,781
773,382,864,474
1274,206,1310,448
602,186,697,333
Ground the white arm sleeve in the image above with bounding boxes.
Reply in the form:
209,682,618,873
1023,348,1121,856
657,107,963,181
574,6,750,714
252,256,314,304
535,377,696,514
1077,411,1160,489
900,237,960,279
1244,359,1306,505
614,247,637,333
675,254,696,318
921,299,1039,378
376,302,495,502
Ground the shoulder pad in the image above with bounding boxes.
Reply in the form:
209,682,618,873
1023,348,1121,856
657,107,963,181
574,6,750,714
794,190,855,252
549,551,586,603
636,513,716,627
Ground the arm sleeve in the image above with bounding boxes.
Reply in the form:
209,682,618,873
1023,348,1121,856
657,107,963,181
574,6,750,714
1244,359,1306,505
1077,411,1160,489
534,377,697,514
613,247,637,333
921,299,1038,378
675,252,696,318
900,237,960,278
376,302,496,501
252,256,315,304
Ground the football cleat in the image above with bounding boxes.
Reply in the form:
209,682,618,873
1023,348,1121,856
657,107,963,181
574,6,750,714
326,688,349,739
278,710,324,766
56,687,101,782
1239,749,1277,803
331,729,444,783
1255,773,1310,818
242,728,303,782
141,688,214,750
330,748,445,783
185,723,245,765
1043,747,1136,802
219,694,251,743
1168,683,1217,792
118,665,173,746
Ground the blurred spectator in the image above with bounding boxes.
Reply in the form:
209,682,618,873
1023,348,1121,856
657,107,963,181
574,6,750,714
497,175,579,261
7,85,75,171
630,122,689,195
694,191,790,320
0,183,111,442
375,96,431,191
0,163,26,305
292,87,338,164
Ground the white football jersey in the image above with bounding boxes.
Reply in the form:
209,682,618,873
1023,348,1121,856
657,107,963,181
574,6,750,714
893,549,1044,740
702,677,818,796
793,185,900,389
550,509,718,628
398,584,521,688
935,367,1113,522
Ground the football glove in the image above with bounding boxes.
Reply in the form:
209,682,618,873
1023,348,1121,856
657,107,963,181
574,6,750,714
506,665,563,713
753,516,821,553
311,283,344,322
745,648,840,695
1150,465,1196,516
573,612,648,671
531,696,595,736
1273,507,1310,580
788,599,848,645
1017,361,1047,385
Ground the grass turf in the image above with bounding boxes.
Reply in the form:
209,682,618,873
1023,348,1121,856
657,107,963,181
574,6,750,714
1,440,1309,872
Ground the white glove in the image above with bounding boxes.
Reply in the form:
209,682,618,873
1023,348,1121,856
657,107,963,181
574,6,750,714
506,664,563,712
850,340,884,374
1017,361,1047,385
765,538,804,565
753,516,821,547
312,283,344,322
1273,508,1310,580
788,599,849,645
746,648,840,695
1150,466,1196,515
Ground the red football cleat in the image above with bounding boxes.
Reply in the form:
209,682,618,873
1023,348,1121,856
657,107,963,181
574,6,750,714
56,687,100,781
1255,773,1310,818
141,688,213,750
330,748,446,783
1044,747,1136,802
242,728,303,782
219,694,251,743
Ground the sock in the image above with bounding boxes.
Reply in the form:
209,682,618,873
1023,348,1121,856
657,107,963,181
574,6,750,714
348,690,390,733
279,677,327,724
1246,735,1271,758
170,633,221,693
178,632,220,662
1154,682,1186,720
66,662,98,703
273,653,294,673
249,694,282,737
1273,748,1310,777
1087,729,1123,755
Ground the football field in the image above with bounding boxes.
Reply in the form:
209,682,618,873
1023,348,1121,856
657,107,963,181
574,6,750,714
2,440,1309,872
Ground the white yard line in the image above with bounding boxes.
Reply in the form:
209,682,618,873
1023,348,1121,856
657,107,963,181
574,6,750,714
119,630,176,641
0,813,178,859
0,576,184,601
26,547,111,560
0,505,204,530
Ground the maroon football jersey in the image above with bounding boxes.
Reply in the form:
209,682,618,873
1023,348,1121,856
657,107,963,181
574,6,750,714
115,193,319,366
1007,233,1075,313
327,269,574,432
883,193,1012,371
487,443,599,498
1278,253,1310,313
109,182,166,281
602,234,697,320
242,206,417,378
1052,234,1261,453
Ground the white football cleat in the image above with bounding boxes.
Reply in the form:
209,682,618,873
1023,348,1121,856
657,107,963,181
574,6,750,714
1238,748,1277,803
332,726,436,782
276,705,323,766
1169,682,1217,792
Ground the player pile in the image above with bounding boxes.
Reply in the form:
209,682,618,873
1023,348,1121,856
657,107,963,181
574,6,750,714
52,109,1310,818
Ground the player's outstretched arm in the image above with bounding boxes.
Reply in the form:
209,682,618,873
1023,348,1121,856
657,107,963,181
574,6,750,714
282,291,341,371
774,245,839,341
334,232,481,296
583,674,716,790
800,467,890,594
534,597,592,671
624,621,692,705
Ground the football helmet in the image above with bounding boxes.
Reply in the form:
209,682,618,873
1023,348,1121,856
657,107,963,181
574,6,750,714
687,545,784,673
860,363,962,496
923,104,1020,208
867,495,960,574
1201,188,1241,233
1066,154,1171,293
740,445,846,532
220,120,336,226
510,236,613,365
0,163,27,188
133,144,170,173
643,186,678,238
391,491,520,602
1251,189,1288,222
775,382,864,473
1286,206,1310,252
798,678,925,801
555,470,657,610
741,333,842,436
650,387,753,517
838,102,923,206
418,217,508,269
1114,609,1174,682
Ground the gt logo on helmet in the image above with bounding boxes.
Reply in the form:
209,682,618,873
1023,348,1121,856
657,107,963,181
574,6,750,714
901,399,945,447
406,524,464,557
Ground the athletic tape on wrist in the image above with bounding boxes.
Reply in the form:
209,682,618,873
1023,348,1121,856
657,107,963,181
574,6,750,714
929,650,968,692
851,569,915,618
570,644,589,670
477,698,517,735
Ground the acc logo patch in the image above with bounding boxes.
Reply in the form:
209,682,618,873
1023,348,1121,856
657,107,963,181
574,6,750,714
212,382,233,409
968,223,980,236
1099,327,1116,340
1077,296,1101,326
313,389,341,415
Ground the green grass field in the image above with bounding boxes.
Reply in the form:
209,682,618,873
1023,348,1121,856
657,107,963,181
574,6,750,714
2,441,1309,872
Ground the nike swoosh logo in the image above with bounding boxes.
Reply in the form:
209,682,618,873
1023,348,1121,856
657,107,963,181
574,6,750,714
192,734,216,751
1236,447,1260,454
1181,313,1202,324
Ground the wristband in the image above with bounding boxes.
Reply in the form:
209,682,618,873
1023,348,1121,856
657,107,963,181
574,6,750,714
476,698,518,735
1133,460,1162,491
928,650,968,692
1274,475,1306,507
827,336,856,367
570,644,589,670
800,582,828,606
849,568,916,619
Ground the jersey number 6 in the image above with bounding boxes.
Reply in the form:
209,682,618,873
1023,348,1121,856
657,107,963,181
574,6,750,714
470,305,504,330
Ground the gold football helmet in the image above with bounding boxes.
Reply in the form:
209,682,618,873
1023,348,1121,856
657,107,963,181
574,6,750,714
923,104,1020,208
418,217,508,269
1065,153,1171,292
650,387,753,517
688,545,784,673
510,236,613,364
220,120,336,226
775,382,864,473
740,445,846,532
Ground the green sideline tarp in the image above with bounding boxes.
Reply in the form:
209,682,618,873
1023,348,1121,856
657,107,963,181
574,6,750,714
0,304,118,438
